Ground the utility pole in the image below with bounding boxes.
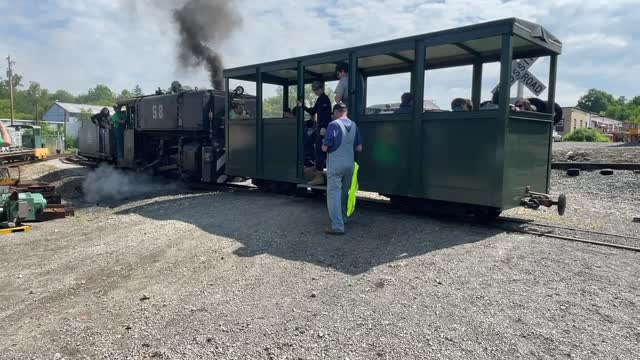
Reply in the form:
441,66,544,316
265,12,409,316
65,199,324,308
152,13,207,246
516,80,524,99
6,55,16,126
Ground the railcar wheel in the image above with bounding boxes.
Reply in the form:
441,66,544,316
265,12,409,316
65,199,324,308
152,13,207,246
474,207,502,223
557,194,567,216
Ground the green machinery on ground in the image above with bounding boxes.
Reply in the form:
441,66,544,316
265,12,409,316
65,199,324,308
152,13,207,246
0,191,47,226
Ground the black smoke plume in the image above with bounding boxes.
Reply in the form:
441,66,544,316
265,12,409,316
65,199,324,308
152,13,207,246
173,0,241,90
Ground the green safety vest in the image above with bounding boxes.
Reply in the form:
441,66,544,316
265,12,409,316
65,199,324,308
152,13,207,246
347,162,359,217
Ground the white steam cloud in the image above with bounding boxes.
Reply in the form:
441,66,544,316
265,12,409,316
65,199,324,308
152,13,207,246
82,164,175,202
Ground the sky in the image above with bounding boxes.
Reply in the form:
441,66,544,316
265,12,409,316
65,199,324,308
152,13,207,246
0,0,638,109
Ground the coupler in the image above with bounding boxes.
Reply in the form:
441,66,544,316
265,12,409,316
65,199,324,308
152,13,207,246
520,187,567,216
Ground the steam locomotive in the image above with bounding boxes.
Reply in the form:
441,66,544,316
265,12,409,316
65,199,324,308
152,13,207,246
78,85,256,184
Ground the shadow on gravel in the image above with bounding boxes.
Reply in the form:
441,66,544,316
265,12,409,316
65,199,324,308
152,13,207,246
116,191,503,275
35,166,89,184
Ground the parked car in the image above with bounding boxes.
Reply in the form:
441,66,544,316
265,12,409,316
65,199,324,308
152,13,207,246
553,130,562,142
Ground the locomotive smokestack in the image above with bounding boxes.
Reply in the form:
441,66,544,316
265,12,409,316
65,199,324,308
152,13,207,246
173,0,241,90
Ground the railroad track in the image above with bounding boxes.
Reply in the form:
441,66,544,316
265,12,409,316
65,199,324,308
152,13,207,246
248,185,640,253
0,154,66,168
493,217,640,253
66,157,640,253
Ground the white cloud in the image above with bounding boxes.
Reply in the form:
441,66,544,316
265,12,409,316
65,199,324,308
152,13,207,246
564,33,629,49
0,0,638,108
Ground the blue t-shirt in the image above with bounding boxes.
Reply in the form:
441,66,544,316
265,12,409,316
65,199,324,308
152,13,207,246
323,118,362,153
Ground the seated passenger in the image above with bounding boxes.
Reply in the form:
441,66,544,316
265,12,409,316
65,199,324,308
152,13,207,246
514,98,533,111
395,93,414,114
451,98,473,111
480,90,501,110
528,97,563,125
229,103,249,120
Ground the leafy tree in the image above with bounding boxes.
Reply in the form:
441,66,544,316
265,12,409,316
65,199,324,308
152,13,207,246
117,89,134,101
51,89,76,103
0,99,31,119
78,84,115,105
0,73,24,108
15,82,52,120
132,85,144,97
577,89,615,114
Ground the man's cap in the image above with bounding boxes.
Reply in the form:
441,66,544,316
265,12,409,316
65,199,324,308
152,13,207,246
311,81,324,91
333,102,348,112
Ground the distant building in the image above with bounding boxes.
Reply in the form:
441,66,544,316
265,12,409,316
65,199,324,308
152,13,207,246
367,100,440,114
623,122,640,142
43,102,113,139
558,107,623,135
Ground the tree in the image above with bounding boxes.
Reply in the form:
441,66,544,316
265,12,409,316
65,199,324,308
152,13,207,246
117,89,134,101
0,99,31,119
78,84,115,105
132,85,144,97
577,89,615,114
51,89,76,103
0,73,23,102
617,96,627,105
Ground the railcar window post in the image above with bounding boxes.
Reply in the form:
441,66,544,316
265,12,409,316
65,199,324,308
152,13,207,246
410,39,426,196
472,62,483,110
224,77,230,151
297,61,305,180
494,32,513,203
283,84,290,114
256,68,263,177
348,52,357,121
546,54,558,192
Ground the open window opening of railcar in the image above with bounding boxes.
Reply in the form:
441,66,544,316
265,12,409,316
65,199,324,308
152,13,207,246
424,65,473,112
364,73,411,115
228,79,257,121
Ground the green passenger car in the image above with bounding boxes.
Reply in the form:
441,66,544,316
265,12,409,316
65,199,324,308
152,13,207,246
223,18,565,216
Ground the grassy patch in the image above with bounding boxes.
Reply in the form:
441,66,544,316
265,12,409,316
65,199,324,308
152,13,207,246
562,128,611,142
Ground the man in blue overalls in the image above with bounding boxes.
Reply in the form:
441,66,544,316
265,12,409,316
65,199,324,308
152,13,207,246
322,102,363,235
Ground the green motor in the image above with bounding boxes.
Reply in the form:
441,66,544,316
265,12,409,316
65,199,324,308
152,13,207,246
0,192,47,224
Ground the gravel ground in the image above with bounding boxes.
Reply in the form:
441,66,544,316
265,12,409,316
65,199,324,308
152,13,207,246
552,141,640,163
0,155,638,359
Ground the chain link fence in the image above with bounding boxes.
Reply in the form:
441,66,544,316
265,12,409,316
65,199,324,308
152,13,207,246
42,134,64,154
